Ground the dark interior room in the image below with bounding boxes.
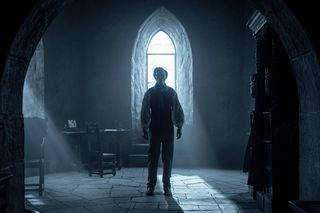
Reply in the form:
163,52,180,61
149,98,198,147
0,0,319,212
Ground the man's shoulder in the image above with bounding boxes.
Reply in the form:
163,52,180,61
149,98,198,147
166,85,174,90
166,86,176,94
144,87,156,97
147,87,155,93
147,85,176,94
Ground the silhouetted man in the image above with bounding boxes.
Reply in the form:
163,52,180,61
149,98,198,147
141,67,184,196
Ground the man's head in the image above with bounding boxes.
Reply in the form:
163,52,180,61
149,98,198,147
153,67,168,86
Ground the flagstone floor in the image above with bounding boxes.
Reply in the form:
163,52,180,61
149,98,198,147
25,168,260,213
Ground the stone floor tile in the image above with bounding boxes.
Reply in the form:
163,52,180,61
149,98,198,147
178,198,216,206
127,210,180,213
90,197,131,205
218,203,240,211
43,207,92,213
110,190,142,197
134,202,159,210
159,203,183,210
85,203,123,212
179,204,200,210
132,195,174,203
184,211,222,213
198,204,220,210
185,193,214,199
238,209,262,213
117,202,136,210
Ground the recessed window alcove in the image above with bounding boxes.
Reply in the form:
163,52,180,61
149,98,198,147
131,7,193,132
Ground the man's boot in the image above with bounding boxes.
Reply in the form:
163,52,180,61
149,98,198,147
145,186,154,196
163,185,172,196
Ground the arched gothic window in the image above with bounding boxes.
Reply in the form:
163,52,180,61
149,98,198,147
131,7,193,133
147,31,176,89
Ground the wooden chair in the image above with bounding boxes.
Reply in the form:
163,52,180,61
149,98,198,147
25,136,45,196
86,123,116,178
24,117,47,196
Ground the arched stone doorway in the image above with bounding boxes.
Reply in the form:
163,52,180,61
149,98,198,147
249,1,320,200
0,0,319,212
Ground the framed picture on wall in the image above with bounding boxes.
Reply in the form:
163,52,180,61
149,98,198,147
67,120,77,128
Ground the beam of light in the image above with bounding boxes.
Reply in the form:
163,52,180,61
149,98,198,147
23,38,78,176
23,90,78,177
44,114,78,169
173,102,220,168
157,171,250,212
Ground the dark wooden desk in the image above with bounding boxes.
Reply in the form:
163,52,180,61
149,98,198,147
62,128,130,170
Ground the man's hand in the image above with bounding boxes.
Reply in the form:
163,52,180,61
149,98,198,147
176,128,182,139
143,130,149,140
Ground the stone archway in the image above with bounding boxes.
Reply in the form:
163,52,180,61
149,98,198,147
250,0,320,200
0,1,73,212
0,0,319,212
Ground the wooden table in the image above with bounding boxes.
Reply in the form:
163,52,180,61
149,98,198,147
62,128,130,170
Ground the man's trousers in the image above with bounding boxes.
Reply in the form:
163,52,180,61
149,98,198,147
147,128,174,188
